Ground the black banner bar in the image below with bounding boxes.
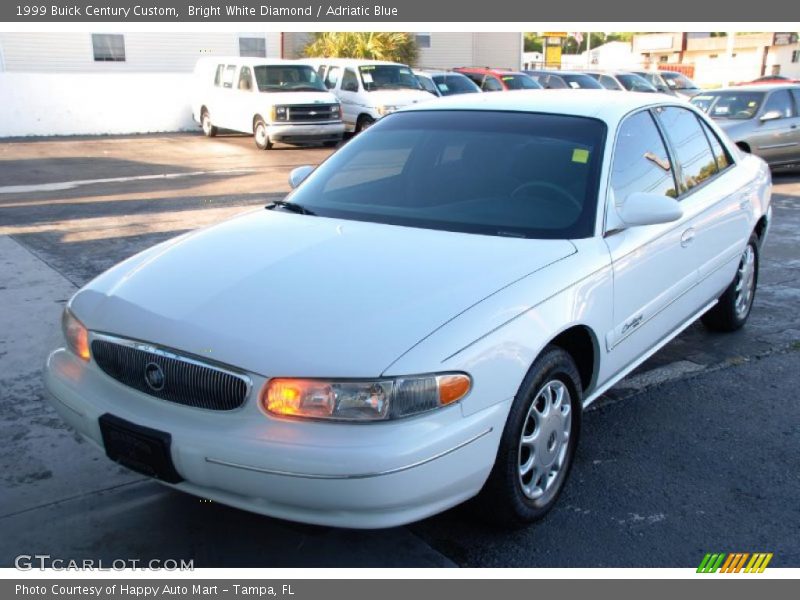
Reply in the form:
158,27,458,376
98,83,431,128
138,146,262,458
1,0,799,22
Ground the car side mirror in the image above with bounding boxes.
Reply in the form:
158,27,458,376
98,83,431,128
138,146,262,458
288,165,314,189
760,110,782,122
618,192,683,227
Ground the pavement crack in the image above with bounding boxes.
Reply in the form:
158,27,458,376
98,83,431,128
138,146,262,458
0,478,147,521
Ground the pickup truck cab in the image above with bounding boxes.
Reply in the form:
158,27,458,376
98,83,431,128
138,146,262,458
305,58,433,133
192,57,344,149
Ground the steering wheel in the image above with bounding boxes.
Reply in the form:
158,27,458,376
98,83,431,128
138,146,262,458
510,181,583,212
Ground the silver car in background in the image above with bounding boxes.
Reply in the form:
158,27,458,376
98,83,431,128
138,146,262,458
691,84,800,167
632,70,703,100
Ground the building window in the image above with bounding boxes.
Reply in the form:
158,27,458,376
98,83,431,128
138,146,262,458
792,50,800,63
415,33,432,49
92,34,125,62
239,36,266,58
709,54,718,59
659,55,669,63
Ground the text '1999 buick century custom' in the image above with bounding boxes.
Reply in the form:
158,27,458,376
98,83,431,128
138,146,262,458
45,90,772,528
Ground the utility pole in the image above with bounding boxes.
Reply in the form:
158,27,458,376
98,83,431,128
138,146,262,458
725,31,736,86
586,31,591,68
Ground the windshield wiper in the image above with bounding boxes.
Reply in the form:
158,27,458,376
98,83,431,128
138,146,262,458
265,200,317,216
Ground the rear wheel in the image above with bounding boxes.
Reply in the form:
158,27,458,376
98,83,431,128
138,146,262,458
476,346,582,526
201,109,217,137
254,117,272,150
701,233,759,332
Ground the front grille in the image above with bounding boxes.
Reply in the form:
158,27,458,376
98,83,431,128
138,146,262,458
92,337,250,411
288,104,337,122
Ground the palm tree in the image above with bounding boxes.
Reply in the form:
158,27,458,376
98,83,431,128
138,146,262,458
304,32,418,65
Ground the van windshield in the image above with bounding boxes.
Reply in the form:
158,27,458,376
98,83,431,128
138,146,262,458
253,65,327,92
359,65,423,91
286,110,606,239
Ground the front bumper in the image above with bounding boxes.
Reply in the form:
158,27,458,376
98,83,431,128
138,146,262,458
44,348,508,528
266,121,345,145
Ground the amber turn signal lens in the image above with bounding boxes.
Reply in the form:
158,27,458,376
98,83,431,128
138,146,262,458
437,374,472,405
62,308,90,362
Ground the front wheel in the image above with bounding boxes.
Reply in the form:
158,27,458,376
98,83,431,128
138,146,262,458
355,115,375,133
254,118,272,150
476,346,582,526
701,233,759,332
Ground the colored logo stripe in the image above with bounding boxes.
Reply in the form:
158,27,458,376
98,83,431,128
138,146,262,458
697,552,773,573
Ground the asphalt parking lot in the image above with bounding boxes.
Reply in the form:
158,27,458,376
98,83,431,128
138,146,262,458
1,132,798,568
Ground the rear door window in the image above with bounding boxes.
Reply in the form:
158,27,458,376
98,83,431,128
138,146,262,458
222,65,236,89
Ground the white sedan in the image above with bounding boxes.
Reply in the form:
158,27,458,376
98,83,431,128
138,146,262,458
45,91,772,528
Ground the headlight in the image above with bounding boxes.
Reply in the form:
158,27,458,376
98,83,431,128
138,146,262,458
62,308,90,361
263,373,471,422
330,104,342,119
377,105,398,117
270,105,288,121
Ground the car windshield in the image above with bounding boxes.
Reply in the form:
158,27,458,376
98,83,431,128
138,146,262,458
286,110,606,239
616,73,658,92
432,74,481,95
691,91,765,120
359,65,422,91
500,74,542,90
661,71,699,90
562,74,603,89
253,65,327,92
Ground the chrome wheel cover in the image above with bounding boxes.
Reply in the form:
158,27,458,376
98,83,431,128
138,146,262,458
518,379,572,501
255,123,268,146
734,243,756,319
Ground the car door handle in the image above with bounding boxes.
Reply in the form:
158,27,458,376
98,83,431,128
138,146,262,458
680,228,695,248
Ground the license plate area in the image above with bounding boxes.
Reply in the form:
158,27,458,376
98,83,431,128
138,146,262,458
99,414,183,484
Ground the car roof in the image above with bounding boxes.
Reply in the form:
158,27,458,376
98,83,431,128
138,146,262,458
400,89,677,123
456,67,527,76
414,69,466,77
526,70,591,76
702,83,800,93
196,56,305,67
301,57,408,67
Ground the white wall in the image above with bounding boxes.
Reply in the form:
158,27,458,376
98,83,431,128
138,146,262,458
0,72,197,137
0,32,280,72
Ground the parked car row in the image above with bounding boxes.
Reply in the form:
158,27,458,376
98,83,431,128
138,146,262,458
690,83,800,168
192,57,797,168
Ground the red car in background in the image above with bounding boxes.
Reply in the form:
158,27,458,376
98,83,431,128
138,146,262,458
454,67,542,92
742,75,800,85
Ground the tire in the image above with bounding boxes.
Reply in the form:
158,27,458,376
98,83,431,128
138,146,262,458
475,346,582,527
324,140,341,148
201,109,217,137
355,115,375,134
701,233,759,332
253,117,272,150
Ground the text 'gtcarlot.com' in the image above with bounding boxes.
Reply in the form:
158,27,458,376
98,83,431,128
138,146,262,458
14,555,194,571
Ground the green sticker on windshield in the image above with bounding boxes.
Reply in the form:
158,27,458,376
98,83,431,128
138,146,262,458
572,148,589,164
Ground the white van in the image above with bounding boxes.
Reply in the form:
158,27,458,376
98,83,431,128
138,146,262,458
192,57,345,149
303,58,434,133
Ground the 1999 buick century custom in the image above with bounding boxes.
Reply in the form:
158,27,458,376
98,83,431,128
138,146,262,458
45,91,772,528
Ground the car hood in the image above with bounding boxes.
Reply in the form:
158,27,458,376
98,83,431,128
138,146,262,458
72,210,576,378
367,89,434,107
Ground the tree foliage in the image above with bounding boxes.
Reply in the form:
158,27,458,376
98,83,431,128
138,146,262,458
304,32,418,65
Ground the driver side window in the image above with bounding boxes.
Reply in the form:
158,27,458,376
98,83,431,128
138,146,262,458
763,89,796,118
611,110,678,208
